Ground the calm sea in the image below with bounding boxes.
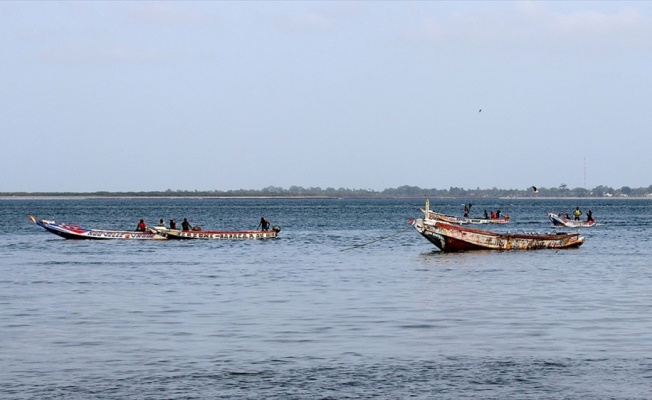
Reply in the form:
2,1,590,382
1,197,651,399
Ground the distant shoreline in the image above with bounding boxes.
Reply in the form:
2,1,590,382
2,195,651,200
2,184,650,199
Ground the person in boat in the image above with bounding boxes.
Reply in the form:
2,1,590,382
490,211,496,219
169,219,177,229
483,209,489,219
496,210,501,218
181,218,192,231
258,217,270,231
573,207,582,221
136,219,147,232
463,204,471,218
587,209,594,222
156,219,165,227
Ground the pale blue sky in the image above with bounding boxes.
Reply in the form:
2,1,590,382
2,1,651,192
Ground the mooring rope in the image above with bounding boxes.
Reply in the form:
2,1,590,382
340,226,413,252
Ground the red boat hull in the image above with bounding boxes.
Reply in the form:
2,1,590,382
413,218,584,252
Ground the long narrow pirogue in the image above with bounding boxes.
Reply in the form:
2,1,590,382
411,200,585,252
423,210,510,225
150,226,281,240
29,216,167,240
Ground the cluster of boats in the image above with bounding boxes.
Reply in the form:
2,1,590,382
30,200,595,251
410,200,590,252
28,216,281,240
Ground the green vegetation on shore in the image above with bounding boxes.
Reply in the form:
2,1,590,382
2,184,651,198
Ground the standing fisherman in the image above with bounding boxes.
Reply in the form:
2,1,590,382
573,207,582,221
258,217,270,231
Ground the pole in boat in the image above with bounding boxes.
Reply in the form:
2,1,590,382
425,199,430,220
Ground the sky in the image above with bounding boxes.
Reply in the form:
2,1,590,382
2,1,652,192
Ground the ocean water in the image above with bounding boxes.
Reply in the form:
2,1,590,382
1,197,651,399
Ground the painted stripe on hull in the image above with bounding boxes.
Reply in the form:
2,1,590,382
165,230,279,240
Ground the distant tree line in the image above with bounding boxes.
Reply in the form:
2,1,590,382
3,184,652,198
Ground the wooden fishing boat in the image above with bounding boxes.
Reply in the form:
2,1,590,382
152,226,281,240
29,216,167,240
411,200,584,252
424,210,510,225
548,212,596,228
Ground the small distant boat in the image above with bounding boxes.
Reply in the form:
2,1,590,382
548,212,596,228
424,210,510,225
151,226,281,240
411,200,585,252
29,216,167,240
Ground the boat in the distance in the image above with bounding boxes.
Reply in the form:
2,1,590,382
548,212,596,228
29,216,167,240
411,200,585,252
424,210,510,225
152,226,281,240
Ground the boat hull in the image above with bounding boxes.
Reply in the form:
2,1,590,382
424,210,510,225
158,228,281,240
548,213,596,228
29,216,167,240
413,218,584,252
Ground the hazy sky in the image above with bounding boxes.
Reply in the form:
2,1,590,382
2,1,651,192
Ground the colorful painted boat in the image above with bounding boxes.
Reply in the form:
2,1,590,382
423,210,510,225
548,212,596,228
411,200,584,252
29,216,167,240
152,226,281,240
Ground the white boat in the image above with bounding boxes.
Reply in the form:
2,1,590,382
548,212,596,228
423,210,510,225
